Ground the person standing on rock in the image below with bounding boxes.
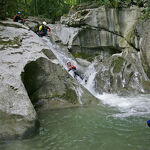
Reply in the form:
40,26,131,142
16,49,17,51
13,11,25,24
38,21,51,37
67,61,87,83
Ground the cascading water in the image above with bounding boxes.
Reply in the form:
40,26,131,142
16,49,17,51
43,37,150,118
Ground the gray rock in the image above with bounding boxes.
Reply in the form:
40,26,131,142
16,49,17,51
136,19,150,79
61,6,141,37
58,7,142,59
95,47,149,95
0,20,48,141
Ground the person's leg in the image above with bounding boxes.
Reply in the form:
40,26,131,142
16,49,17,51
21,20,24,25
74,70,84,80
18,20,24,25
38,31,42,37
43,28,48,36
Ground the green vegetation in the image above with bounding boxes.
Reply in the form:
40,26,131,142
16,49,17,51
111,56,125,73
71,51,95,62
0,36,21,50
0,0,150,21
61,88,78,104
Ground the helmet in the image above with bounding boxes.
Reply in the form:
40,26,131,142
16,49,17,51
17,11,21,15
147,120,150,127
43,21,47,25
67,61,71,64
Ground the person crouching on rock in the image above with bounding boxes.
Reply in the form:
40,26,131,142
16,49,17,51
13,11,25,25
38,21,51,37
67,61,86,82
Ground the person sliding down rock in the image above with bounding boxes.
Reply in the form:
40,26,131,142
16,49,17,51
67,61,87,83
38,21,51,37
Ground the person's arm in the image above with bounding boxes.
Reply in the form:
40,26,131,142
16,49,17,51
13,15,17,22
46,26,51,32
68,66,72,71
72,66,76,70
21,17,25,21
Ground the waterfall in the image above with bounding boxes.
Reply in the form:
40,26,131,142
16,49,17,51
43,37,150,118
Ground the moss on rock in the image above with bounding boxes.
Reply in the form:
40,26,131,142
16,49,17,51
71,52,95,62
111,56,125,73
0,36,21,50
61,88,78,104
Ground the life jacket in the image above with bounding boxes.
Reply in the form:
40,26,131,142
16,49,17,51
71,66,76,70
68,66,76,71
39,25,50,32
39,25,43,31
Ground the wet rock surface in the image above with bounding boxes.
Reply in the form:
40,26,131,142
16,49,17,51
95,47,150,95
136,19,150,79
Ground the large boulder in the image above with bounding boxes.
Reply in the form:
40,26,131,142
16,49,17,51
0,21,49,141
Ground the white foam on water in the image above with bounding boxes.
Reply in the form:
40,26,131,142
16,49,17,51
43,37,150,118
96,93,150,117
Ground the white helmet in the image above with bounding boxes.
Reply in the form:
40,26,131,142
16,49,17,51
67,61,70,64
43,21,47,25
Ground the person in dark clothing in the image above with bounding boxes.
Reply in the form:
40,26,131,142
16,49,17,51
13,11,25,24
38,21,51,37
67,61,85,81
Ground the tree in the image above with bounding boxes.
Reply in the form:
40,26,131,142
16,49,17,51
0,0,6,20
34,0,38,16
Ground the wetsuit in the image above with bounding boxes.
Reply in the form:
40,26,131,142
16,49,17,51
13,15,24,24
68,66,83,80
38,25,51,37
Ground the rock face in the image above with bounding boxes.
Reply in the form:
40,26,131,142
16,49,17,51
58,6,141,58
53,6,150,94
0,20,99,141
136,20,150,79
95,47,150,95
